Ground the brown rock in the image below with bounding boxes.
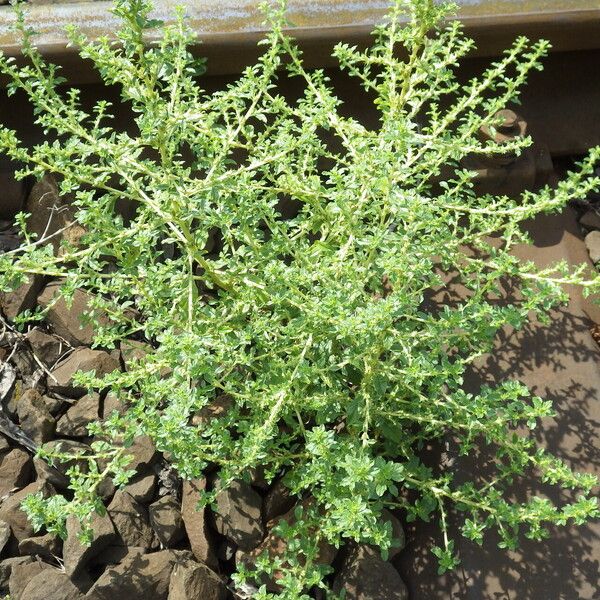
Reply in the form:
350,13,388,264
262,478,295,522
85,549,191,600
25,328,65,367
124,435,158,471
25,174,85,256
123,472,157,503
34,439,90,489
217,539,236,562
379,509,405,559
0,519,11,554
97,476,116,501
0,448,32,497
0,166,27,219
93,544,147,566
181,479,217,568
100,393,126,420
48,348,120,397
41,393,66,416
56,392,101,437
63,511,116,577
149,496,184,548
213,479,264,551
584,230,600,264
0,556,31,590
33,456,68,489
0,364,18,418
37,281,99,346
120,339,151,369
16,388,55,444
10,345,39,381
107,491,155,550
167,561,227,600
18,532,62,559
191,394,233,427
9,558,50,600
333,544,408,600
0,275,44,322
580,210,600,231
237,500,336,593
20,568,84,600
248,466,270,491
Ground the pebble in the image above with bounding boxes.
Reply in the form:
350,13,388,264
584,230,600,264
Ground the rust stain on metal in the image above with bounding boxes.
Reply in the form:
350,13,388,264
1,0,599,55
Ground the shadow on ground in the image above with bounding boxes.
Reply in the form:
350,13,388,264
395,209,600,599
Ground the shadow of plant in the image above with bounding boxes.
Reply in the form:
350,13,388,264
395,211,600,599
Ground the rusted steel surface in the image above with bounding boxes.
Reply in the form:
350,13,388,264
2,2,600,156
0,1,599,68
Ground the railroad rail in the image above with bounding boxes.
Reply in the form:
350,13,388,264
1,1,600,69
2,0,600,155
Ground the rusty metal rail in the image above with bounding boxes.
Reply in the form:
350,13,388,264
1,1,600,73
1,1,600,155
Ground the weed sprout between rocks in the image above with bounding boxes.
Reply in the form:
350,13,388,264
1,0,599,597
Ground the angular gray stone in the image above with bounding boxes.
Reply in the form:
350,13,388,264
16,388,55,444
56,392,101,437
181,479,217,568
149,496,184,548
167,561,227,600
9,558,50,600
48,348,120,397
107,491,155,550
85,549,191,600
213,479,264,551
0,275,44,322
63,511,116,577
0,448,31,497
333,545,408,600
20,568,84,600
